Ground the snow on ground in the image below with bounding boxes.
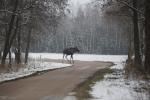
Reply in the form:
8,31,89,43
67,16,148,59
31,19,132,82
0,61,71,83
90,62,150,100
0,53,149,100
0,53,127,83
29,53,127,62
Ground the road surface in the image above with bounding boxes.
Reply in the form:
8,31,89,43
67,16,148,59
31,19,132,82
0,60,112,100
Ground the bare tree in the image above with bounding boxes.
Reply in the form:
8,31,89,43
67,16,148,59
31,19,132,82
0,0,68,65
145,0,150,73
132,0,142,68
1,0,19,64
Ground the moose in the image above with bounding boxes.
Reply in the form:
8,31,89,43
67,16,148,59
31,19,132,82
63,47,80,63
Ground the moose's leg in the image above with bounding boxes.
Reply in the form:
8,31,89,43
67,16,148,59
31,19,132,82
62,54,65,63
70,55,72,64
65,55,69,63
71,55,74,64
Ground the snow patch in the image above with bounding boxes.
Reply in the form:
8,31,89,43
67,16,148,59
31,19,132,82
0,61,71,83
90,63,150,100
0,53,127,83
29,53,127,62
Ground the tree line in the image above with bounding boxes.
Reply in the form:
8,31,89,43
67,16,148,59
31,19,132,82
0,0,68,65
0,0,149,74
29,1,130,55
97,0,150,73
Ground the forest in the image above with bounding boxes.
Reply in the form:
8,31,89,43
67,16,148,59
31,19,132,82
0,0,68,64
0,0,149,73
30,5,129,55
0,0,150,100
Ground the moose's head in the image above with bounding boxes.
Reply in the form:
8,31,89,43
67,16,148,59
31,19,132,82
74,47,80,53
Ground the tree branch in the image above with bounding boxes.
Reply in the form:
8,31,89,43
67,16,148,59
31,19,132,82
0,10,18,15
117,0,144,15
0,10,13,14
0,20,8,25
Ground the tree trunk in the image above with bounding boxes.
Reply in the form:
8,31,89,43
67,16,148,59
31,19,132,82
0,51,1,60
15,0,22,64
1,0,19,64
145,0,150,73
9,50,11,65
133,0,142,68
16,29,21,64
15,16,21,64
25,28,32,64
128,28,133,62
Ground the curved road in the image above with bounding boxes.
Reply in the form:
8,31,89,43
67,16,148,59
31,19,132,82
0,60,112,100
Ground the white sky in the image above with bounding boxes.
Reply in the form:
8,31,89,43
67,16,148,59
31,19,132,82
68,0,93,15
70,0,92,5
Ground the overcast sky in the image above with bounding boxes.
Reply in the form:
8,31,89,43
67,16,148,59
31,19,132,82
68,0,92,15
70,0,92,5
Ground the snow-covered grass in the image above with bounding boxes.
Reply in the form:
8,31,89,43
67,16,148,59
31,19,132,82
89,62,150,100
0,59,71,83
0,53,127,83
1,53,149,100
29,53,127,62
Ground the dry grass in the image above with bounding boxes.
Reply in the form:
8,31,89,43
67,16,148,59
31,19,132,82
74,68,114,100
0,63,25,73
125,59,149,80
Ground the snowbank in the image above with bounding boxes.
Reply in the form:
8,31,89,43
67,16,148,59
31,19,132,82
0,53,127,84
90,63,150,100
0,61,71,83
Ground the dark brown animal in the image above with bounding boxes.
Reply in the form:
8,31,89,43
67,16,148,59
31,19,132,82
63,47,80,63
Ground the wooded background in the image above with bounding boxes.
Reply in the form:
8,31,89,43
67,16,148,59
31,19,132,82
0,0,150,73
